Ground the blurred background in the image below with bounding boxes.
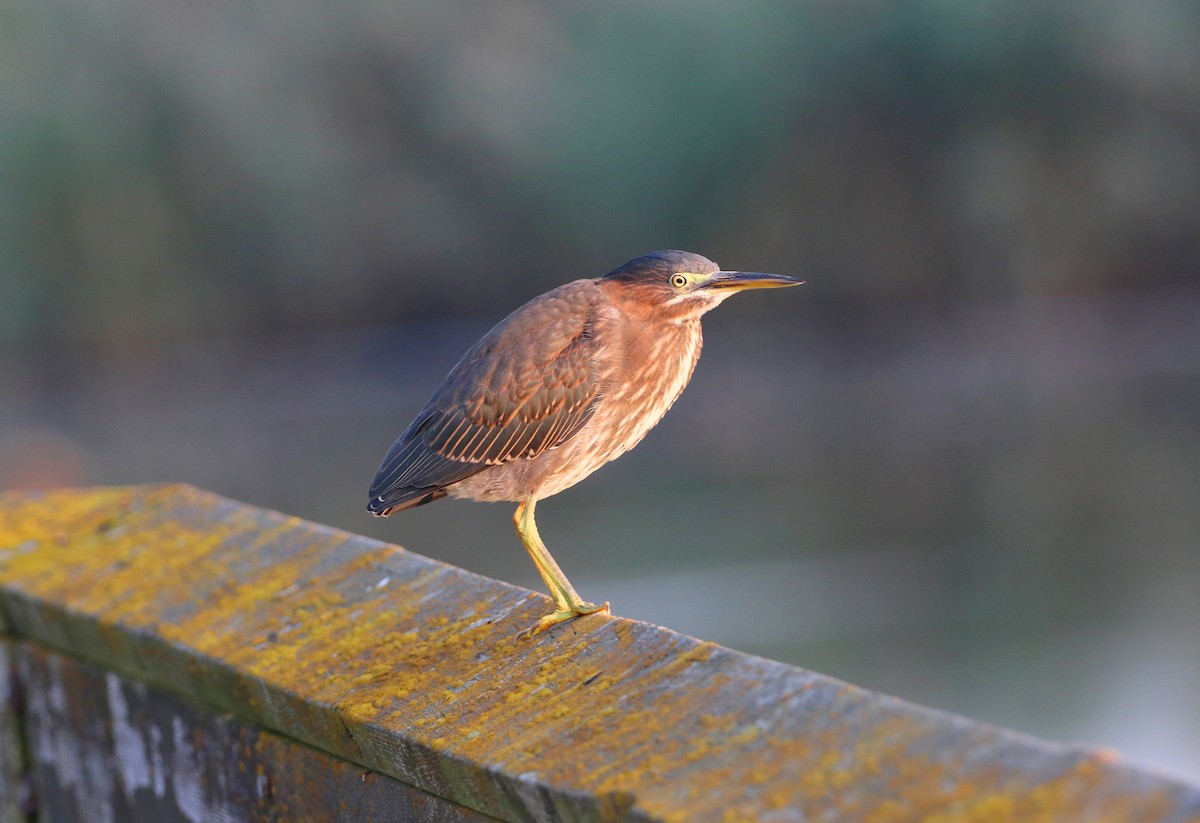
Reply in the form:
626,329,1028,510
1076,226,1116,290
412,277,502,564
2,0,1198,783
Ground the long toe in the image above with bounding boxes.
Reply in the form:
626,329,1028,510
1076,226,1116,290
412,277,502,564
522,601,611,638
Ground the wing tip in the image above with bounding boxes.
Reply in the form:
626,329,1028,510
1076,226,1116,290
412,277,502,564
366,489,448,517
367,497,392,516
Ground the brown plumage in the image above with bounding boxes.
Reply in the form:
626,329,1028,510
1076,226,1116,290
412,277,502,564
369,250,802,633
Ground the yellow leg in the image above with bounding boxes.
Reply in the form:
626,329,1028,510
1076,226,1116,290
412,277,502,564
514,496,609,634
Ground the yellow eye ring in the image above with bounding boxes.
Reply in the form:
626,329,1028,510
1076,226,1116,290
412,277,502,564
670,274,689,288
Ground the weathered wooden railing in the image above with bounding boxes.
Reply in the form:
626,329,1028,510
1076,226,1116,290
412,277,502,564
0,484,1196,822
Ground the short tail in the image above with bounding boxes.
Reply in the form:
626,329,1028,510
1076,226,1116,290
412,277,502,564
367,487,448,517
368,421,483,516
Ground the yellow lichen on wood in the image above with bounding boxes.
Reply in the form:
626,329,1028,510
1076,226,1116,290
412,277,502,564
0,484,1197,823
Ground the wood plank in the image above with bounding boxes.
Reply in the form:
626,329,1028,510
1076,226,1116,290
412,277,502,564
0,484,1197,822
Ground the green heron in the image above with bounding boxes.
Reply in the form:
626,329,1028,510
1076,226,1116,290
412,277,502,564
369,250,802,633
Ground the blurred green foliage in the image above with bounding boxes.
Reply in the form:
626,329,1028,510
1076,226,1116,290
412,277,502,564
3,0,1198,346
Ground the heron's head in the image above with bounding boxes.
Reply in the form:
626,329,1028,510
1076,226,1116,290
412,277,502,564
602,250,802,321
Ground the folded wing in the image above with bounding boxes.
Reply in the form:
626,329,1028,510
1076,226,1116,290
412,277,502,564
368,286,600,514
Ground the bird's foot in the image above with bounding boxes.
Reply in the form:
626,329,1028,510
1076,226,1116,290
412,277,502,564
534,601,611,634
518,601,610,639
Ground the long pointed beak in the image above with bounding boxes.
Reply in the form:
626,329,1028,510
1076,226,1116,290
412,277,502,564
703,271,805,291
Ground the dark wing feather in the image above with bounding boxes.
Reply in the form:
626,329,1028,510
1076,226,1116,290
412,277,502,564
368,283,600,515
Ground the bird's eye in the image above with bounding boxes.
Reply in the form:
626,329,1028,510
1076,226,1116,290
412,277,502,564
670,274,689,289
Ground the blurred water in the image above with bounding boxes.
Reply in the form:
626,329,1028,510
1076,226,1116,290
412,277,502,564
3,287,1198,781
